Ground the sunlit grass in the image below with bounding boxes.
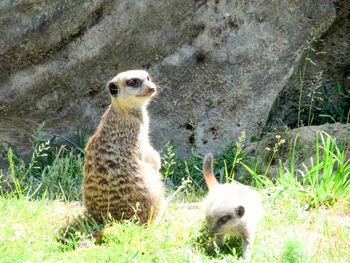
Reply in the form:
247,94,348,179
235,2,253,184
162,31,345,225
0,189,349,263
0,127,349,262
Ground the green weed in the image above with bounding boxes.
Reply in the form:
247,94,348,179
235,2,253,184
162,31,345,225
0,126,85,201
243,131,350,207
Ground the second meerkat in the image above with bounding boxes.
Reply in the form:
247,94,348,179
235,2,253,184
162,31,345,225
202,153,263,259
83,70,165,224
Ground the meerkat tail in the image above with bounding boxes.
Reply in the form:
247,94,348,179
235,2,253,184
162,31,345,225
203,153,219,190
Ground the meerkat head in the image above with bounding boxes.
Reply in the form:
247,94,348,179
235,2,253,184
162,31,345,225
206,202,245,235
107,70,156,109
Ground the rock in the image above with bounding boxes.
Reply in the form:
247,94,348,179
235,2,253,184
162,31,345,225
268,0,350,129
245,123,350,178
0,0,337,166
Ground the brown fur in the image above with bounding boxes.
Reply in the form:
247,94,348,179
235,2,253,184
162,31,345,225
202,153,219,190
83,70,165,224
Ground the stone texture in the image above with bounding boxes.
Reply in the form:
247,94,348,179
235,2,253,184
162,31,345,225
268,0,350,128
0,0,337,166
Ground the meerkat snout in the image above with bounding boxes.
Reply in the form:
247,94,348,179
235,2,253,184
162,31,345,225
144,79,157,94
147,86,156,93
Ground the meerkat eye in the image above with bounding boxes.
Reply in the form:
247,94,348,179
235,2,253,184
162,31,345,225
217,215,231,225
126,78,141,88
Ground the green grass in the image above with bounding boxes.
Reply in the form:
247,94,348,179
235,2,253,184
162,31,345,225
0,128,349,262
2,145,83,201
243,131,350,208
0,189,348,262
0,197,69,262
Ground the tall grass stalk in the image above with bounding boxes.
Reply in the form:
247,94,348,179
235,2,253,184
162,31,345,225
307,71,323,126
227,130,245,182
7,148,23,199
297,25,324,130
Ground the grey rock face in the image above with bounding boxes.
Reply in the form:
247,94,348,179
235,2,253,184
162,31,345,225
0,0,336,164
268,0,350,128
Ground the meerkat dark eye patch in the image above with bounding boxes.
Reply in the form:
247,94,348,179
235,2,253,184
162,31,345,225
217,215,231,225
236,206,245,217
126,78,141,88
107,82,119,97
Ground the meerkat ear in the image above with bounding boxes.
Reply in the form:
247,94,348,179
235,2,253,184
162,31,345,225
236,205,245,218
107,82,119,97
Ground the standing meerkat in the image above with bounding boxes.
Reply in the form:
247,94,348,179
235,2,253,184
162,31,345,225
83,70,165,224
202,153,263,259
